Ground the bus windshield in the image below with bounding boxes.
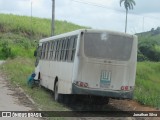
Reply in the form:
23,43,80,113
84,33,133,61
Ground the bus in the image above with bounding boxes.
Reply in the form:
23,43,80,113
34,29,137,104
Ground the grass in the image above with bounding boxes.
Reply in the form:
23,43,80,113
0,13,87,38
0,13,87,60
134,62,160,108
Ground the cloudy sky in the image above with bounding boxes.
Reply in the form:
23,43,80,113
0,0,160,34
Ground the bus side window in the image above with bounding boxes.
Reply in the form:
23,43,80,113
40,44,44,59
45,42,49,60
44,43,47,59
71,36,77,61
53,41,56,61
49,41,53,60
54,40,57,61
55,40,60,61
58,40,62,61
42,43,46,59
50,41,54,60
54,41,57,61
57,40,61,61
68,37,74,62
60,39,65,61
67,36,77,62
65,37,71,61
63,38,67,61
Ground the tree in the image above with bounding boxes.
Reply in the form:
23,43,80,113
120,0,136,33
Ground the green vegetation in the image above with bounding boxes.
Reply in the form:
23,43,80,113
0,13,86,38
0,33,36,59
137,30,160,62
0,13,159,111
0,13,86,60
134,62,160,108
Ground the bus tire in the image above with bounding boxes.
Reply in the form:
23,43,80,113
38,73,42,88
54,82,63,102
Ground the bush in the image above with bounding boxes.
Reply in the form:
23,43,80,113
2,42,11,57
0,41,15,59
138,39,160,61
137,54,148,62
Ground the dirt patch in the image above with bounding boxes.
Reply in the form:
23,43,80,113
64,97,159,120
109,99,158,111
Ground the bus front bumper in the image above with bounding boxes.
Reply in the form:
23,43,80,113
72,84,133,99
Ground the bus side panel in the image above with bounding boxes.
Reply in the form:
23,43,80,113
48,61,73,94
39,60,50,88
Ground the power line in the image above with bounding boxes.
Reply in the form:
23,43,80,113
71,0,124,13
70,0,160,21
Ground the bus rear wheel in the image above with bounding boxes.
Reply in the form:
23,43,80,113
54,82,63,102
38,73,42,88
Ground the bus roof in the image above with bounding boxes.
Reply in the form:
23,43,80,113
39,29,136,43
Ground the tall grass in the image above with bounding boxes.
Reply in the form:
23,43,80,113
134,62,160,108
0,13,87,39
0,14,87,60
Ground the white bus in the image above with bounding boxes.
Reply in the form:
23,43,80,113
34,29,137,104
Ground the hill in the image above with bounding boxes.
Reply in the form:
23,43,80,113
136,27,160,36
0,13,87,59
0,13,87,38
0,14,159,109
136,28,160,62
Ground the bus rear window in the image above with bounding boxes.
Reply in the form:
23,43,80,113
84,33,133,61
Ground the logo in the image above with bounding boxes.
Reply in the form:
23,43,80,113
2,112,11,117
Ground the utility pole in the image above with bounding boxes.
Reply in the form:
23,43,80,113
51,0,55,36
31,0,33,38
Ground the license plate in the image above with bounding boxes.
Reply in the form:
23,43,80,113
100,70,111,88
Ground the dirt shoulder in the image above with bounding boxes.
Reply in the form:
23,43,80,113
0,61,42,120
110,99,158,111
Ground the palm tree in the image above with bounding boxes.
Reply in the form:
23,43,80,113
120,0,136,33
